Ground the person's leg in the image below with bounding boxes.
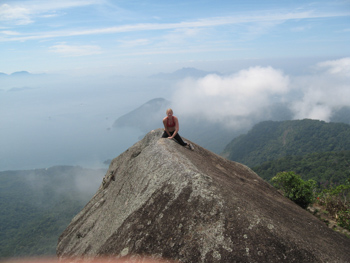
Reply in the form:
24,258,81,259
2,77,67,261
173,133,187,146
161,130,169,138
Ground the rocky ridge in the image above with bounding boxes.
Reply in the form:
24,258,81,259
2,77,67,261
57,129,350,262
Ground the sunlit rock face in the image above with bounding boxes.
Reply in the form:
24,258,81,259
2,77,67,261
57,129,350,263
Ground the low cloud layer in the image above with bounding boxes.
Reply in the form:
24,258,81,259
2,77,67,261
172,57,350,128
49,44,102,57
1,57,349,170
291,57,350,121
173,66,290,128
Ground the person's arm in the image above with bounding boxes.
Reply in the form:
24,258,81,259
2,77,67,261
163,118,171,137
169,117,179,139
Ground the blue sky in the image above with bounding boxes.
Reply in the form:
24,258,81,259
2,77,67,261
1,0,349,75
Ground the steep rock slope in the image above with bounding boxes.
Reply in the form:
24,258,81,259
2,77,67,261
57,129,350,263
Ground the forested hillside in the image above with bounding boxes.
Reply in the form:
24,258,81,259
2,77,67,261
222,119,350,167
252,151,350,186
0,166,105,258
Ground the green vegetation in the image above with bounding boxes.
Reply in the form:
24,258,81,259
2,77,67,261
0,166,105,259
270,171,350,231
331,106,350,125
222,119,350,167
316,180,350,231
271,171,316,209
252,151,350,186
222,119,350,232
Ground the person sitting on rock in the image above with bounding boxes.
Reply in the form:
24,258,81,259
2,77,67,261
162,108,193,150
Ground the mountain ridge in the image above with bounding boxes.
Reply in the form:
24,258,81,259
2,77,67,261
0,71,46,77
57,129,350,262
222,119,350,167
149,67,220,80
113,98,171,132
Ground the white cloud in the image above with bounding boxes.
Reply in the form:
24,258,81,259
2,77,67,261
0,3,32,25
0,30,21,35
317,57,350,76
161,27,203,45
172,66,290,128
49,44,102,57
291,25,312,32
1,9,349,42
117,38,150,48
0,1,100,25
171,57,350,128
291,57,350,121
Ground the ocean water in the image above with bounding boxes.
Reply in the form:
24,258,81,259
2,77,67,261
0,76,168,171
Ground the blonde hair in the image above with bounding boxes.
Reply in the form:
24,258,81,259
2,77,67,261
166,108,173,114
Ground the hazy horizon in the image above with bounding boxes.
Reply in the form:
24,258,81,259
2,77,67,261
1,0,349,170
1,57,350,171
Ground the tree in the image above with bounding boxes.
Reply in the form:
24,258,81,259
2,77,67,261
272,171,316,209
317,178,350,231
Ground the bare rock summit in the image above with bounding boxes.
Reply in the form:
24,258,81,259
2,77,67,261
57,129,350,262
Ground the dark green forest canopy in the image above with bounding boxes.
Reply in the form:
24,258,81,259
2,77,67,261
222,119,350,167
252,151,350,186
0,166,105,258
